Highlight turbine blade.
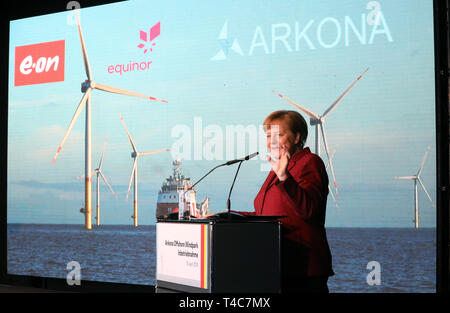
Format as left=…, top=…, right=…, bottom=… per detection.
left=328, top=184, right=340, bottom=210
left=52, top=89, right=91, bottom=164
left=126, top=159, right=137, bottom=200
left=395, top=176, right=416, bottom=180
left=417, top=145, right=431, bottom=176
left=417, top=177, right=435, bottom=208
left=77, top=170, right=96, bottom=180
left=325, top=145, right=338, bottom=170
left=98, top=136, right=108, bottom=169
left=118, top=112, right=138, bottom=153
left=75, top=9, right=93, bottom=81
left=139, top=148, right=170, bottom=156
left=95, top=83, right=168, bottom=103
left=320, top=123, right=339, bottom=197
left=322, top=68, right=369, bottom=120
left=99, top=170, right=118, bottom=200
left=272, top=90, right=320, bottom=120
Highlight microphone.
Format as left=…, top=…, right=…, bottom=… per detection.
left=181, top=152, right=259, bottom=220
left=225, top=152, right=259, bottom=165
left=186, top=152, right=259, bottom=193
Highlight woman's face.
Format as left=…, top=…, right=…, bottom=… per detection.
left=266, top=120, right=300, bottom=159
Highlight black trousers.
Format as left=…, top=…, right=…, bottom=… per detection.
left=282, top=276, right=329, bottom=293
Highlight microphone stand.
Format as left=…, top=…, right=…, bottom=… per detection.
left=181, top=163, right=226, bottom=219
left=186, top=163, right=226, bottom=194
left=181, top=152, right=258, bottom=220
left=226, top=160, right=244, bottom=220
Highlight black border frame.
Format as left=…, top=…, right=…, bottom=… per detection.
left=433, top=0, right=449, bottom=294
left=1, top=0, right=449, bottom=294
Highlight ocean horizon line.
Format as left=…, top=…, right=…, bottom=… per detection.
left=6, top=222, right=437, bottom=230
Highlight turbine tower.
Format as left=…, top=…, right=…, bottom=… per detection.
left=395, top=146, right=435, bottom=228
left=273, top=68, right=369, bottom=197
left=119, top=112, right=170, bottom=227
left=51, top=10, right=167, bottom=230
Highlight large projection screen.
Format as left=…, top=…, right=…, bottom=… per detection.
left=6, top=0, right=440, bottom=292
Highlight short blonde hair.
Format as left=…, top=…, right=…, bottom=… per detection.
left=263, top=110, right=308, bottom=149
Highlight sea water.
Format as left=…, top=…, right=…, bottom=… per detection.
left=7, top=224, right=436, bottom=292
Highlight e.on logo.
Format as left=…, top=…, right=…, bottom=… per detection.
left=14, top=40, right=65, bottom=86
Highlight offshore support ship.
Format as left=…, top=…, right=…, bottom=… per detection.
left=156, top=159, right=209, bottom=219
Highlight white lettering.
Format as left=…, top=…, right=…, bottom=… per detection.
left=66, top=260, right=81, bottom=286
left=366, top=1, right=381, bottom=26
left=226, top=125, right=258, bottom=160
left=35, top=57, right=46, bottom=73
left=317, top=17, right=342, bottom=48
left=271, top=23, right=292, bottom=53
left=19, top=55, right=60, bottom=75
left=171, top=125, right=192, bottom=160
left=203, top=124, right=223, bottom=160
left=295, top=20, right=316, bottom=50
left=170, top=118, right=267, bottom=168
left=368, top=11, right=393, bottom=43
left=193, top=116, right=203, bottom=160
left=66, top=1, right=81, bottom=26
left=19, top=55, right=33, bottom=75
left=212, top=9, right=393, bottom=61
left=345, top=15, right=366, bottom=46
left=45, top=56, right=59, bottom=72
left=366, top=261, right=381, bottom=286
left=179, top=297, right=214, bottom=310
left=248, top=26, right=269, bottom=56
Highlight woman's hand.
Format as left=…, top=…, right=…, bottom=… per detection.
left=267, top=145, right=291, bottom=181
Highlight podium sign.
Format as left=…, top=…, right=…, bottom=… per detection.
left=156, top=222, right=210, bottom=290
left=156, top=219, right=281, bottom=293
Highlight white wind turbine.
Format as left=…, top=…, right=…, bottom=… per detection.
left=273, top=68, right=369, bottom=197
left=119, top=112, right=170, bottom=227
left=395, top=146, right=435, bottom=228
left=51, top=10, right=167, bottom=230
left=93, top=137, right=118, bottom=226
left=78, top=137, right=118, bottom=226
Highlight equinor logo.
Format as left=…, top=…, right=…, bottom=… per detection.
left=211, top=3, right=392, bottom=61
left=107, top=22, right=161, bottom=75
left=138, top=22, right=161, bottom=54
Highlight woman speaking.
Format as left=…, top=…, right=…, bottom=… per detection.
left=255, top=110, right=334, bottom=293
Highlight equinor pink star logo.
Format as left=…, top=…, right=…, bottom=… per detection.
left=138, top=22, right=160, bottom=54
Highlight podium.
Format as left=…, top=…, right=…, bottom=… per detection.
left=155, top=218, right=281, bottom=293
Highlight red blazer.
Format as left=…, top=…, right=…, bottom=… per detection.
left=253, top=147, right=334, bottom=278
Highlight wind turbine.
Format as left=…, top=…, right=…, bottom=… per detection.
left=273, top=68, right=369, bottom=197
left=93, top=137, right=118, bottom=226
left=79, top=137, right=118, bottom=226
left=395, top=146, right=435, bottom=228
left=51, top=10, right=167, bottom=230
left=119, top=112, right=170, bottom=227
